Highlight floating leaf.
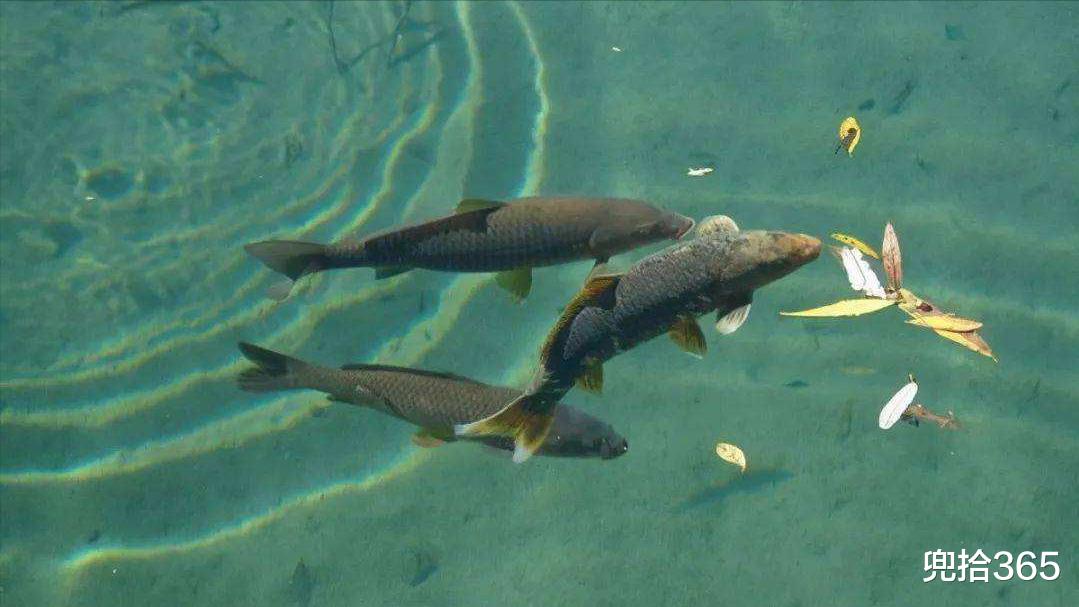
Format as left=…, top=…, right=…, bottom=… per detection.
left=881, top=222, right=902, bottom=291
left=880, top=378, right=918, bottom=430
left=839, top=247, right=886, bottom=298
left=781, top=298, right=896, bottom=317
left=906, top=315, right=983, bottom=332
left=715, top=442, right=747, bottom=472
left=836, top=116, right=861, bottom=156
left=831, top=233, right=880, bottom=259
left=933, top=329, right=997, bottom=361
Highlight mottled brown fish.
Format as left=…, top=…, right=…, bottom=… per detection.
left=245, top=197, right=695, bottom=300
left=236, top=342, right=628, bottom=460
left=457, top=216, right=821, bottom=462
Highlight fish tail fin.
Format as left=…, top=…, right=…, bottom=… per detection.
left=236, top=342, right=309, bottom=392
left=244, top=241, right=331, bottom=300
left=454, top=393, right=555, bottom=464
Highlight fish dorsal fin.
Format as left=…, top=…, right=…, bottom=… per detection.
left=540, top=274, right=621, bottom=362
left=362, top=205, right=501, bottom=254
left=455, top=198, right=505, bottom=214
left=669, top=315, right=707, bottom=358
left=339, top=364, right=485, bottom=385
left=575, top=358, right=604, bottom=393
left=496, top=267, right=532, bottom=301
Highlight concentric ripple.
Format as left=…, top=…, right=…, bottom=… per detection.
left=1, top=2, right=555, bottom=593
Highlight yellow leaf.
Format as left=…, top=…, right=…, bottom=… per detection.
left=837, top=116, right=861, bottom=156
left=830, top=233, right=880, bottom=259
left=780, top=298, right=896, bottom=317
left=933, top=329, right=997, bottom=361
left=715, top=442, right=747, bottom=473
left=906, top=315, right=983, bottom=332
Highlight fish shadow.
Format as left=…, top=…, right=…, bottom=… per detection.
left=673, top=468, right=793, bottom=514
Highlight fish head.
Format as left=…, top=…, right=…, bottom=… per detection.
left=591, top=202, right=695, bottom=257
left=710, top=230, right=821, bottom=294
left=542, top=405, right=629, bottom=460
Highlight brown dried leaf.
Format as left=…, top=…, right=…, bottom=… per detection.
left=882, top=222, right=902, bottom=291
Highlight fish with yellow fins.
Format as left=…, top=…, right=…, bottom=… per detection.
left=781, top=223, right=995, bottom=360
left=245, top=197, right=695, bottom=301
left=236, top=342, right=629, bottom=460
left=456, top=216, right=821, bottom=462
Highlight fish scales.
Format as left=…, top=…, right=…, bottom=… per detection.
left=454, top=221, right=821, bottom=462
left=235, top=342, right=629, bottom=459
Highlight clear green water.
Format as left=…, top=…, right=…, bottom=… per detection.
left=1, top=2, right=1076, bottom=606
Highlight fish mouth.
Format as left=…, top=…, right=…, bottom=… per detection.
left=789, top=233, right=822, bottom=264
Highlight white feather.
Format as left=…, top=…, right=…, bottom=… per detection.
left=840, top=247, right=886, bottom=298
left=879, top=380, right=918, bottom=430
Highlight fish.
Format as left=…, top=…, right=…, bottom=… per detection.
left=235, top=342, right=629, bottom=460
left=456, top=215, right=820, bottom=462
left=245, top=197, right=694, bottom=301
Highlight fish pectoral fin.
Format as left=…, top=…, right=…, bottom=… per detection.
left=374, top=266, right=413, bottom=279
left=575, top=359, right=604, bottom=394
left=495, top=267, right=532, bottom=301
left=455, top=394, right=554, bottom=464
left=411, top=427, right=452, bottom=448
left=669, top=315, right=707, bottom=358
left=455, top=198, right=505, bottom=214
left=715, top=303, right=752, bottom=335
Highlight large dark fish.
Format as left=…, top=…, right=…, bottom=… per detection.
left=236, top=342, right=628, bottom=460
left=245, top=197, right=694, bottom=300
left=456, top=216, right=821, bottom=462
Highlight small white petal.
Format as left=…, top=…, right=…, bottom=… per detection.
left=879, top=380, right=918, bottom=429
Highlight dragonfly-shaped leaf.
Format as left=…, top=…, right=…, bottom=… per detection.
left=781, top=298, right=896, bottom=317
left=882, top=222, right=902, bottom=291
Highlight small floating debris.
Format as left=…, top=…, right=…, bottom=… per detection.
left=687, top=167, right=714, bottom=177
left=879, top=374, right=918, bottom=429
left=880, top=375, right=960, bottom=431
left=715, top=442, right=747, bottom=473
left=835, top=116, right=861, bottom=156
left=781, top=223, right=995, bottom=360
